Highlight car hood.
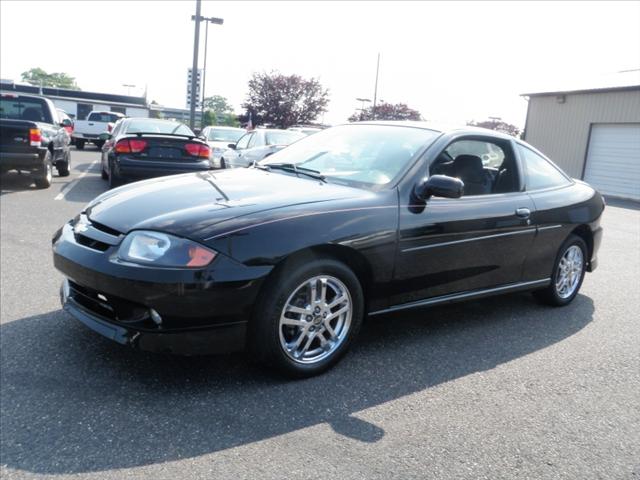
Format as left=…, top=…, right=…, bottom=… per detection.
left=85, top=168, right=364, bottom=241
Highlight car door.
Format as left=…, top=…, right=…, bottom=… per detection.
left=390, top=134, right=537, bottom=307
left=241, top=131, right=266, bottom=166
left=227, top=132, right=252, bottom=167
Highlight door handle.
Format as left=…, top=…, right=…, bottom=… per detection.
left=515, top=208, right=531, bottom=219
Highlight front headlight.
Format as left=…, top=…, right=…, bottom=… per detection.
left=118, top=231, right=217, bottom=268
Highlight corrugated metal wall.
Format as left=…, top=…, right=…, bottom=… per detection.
left=523, top=89, right=640, bottom=178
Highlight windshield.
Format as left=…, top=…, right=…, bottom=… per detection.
left=265, top=130, right=305, bottom=146
left=208, top=128, right=244, bottom=142
left=88, top=112, right=122, bottom=123
left=125, top=119, right=194, bottom=136
left=261, top=124, right=440, bottom=187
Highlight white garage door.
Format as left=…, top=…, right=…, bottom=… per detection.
left=584, top=124, right=640, bottom=200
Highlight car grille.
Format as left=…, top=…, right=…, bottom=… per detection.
left=68, top=280, right=152, bottom=326
left=72, top=214, right=123, bottom=252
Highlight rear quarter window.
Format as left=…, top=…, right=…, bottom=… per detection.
left=518, top=144, right=571, bottom=190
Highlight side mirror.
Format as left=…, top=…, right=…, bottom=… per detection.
left=98, top=132, right=112, bottom=141
left=227, top=143, right=237, bottom=150
left=414, top=175, right=464, bottom=201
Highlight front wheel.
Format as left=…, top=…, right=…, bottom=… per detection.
left=533, top=234, right=587, bottom=306
left=56, top=150, right=70, bottom=177
left=75, top=140, right=85, bottom=150
left=249, top=258, right=364, bottom=377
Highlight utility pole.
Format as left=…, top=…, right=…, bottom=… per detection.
left=189, top=0, right=202, bottom=130
left=372, top=53, right=380, bottom=120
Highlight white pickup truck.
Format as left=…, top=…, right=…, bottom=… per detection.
left=72, top=111, right=125, bottom=150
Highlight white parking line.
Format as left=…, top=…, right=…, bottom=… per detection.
left=54, top=159, right=99, bottom=201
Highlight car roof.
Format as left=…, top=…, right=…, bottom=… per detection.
left=0, top=90, right=47, bottom=100
left=208, top=126, right=244, bottom=130
left=348, top=120, right=517, bottom=141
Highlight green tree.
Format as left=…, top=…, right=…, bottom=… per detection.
left=242, top=71, right=329, bottom=128
left=348, top=102, right=422, bottom=122
left=20, top=67, right=80, bottom=90
left=202, top=95, right=239, bottom=127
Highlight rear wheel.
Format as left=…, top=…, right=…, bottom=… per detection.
left=75, top=140, right=85, bottom=150
left=248, top=258, right=363, bottom=377
left=108, top=160, right=122, bottom=189
left=94, top=140, right=104, bottom=150
left=533, top=234, right=587, bottom=306
left=34, top=151, right=53, bottom=189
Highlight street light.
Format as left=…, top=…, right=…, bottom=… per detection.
left=190, top=8, right=224, bottom=129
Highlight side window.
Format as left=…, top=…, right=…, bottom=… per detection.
left=248, top=132, right=262, bottom=148
left=517, top=144, right=571, bottom=190
left=236, top=133, right=252, bottom=150
left=429, top=138, right=519, bottom=196
left=111, top=120, right=123, bottom=137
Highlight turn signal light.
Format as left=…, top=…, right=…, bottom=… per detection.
left=184, top=143, right=211, bottom=158
left=29, top=128, right=42, bottom=146
left=115, top=139, right=147, bottom=153
left=187, top=246, right=217, bottom=267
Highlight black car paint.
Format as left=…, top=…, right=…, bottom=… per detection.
left=100, top=119, right=213, bottom=185
left=0, top=93, right=70, bottom=174
left=53, top=124, right=604, bottom=355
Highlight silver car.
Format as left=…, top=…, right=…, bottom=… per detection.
left=221, top=129, right=305, bottom=168
left=200, top=126, right=246, bottom=169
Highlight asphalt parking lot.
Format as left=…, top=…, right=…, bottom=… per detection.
left=1, top=148, right=639, bottom=480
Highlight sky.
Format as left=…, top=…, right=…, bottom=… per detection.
left=1, top=0, right=639, bottom=127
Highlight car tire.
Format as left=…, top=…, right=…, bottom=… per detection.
left=101, top=164, right=108, bottom=180
left=56, top=151, right=71, bottom=177
left=95, top=141, right=104, bottom=150
left=533, top=234, right=588, bottom=306
left=75, top=140, right=85, bottom=150
left=248, top=257, right=364, bottom=378
left=108, top=160, right=122, bottom=189
left=34, top=151, right=53, bottom=189
left=220, top=157, right=226, bottom=169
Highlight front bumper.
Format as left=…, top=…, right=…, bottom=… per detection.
left=61, top=279, right=247, bottom=354
left=53, top=220, right=272, bottom=355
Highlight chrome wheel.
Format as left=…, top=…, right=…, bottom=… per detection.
left=555, top=245, right=584, bottom=299
left=279, top=275, right=352, bottom=364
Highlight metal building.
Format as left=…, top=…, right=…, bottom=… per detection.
left=522, top=84, right=640, bottom=201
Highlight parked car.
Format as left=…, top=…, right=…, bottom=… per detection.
left=200, top=125, right=245, bottom=168
left=221, top=128, right=304, bottom=168
left=53, top=122, right=604, bottom=377
left=0, top=91, right=71, bottom=188
left=57, top=109, right=74, bottom=137
left=99, top=117, right=213, bottom=188
left=73, top=110, right=124, bottom=150
left=288, top=126, right=322, bottom=135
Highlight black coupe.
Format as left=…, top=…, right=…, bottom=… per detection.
left=99, top=118, right=213, bottom=188
left=53, top=122, right=604, bottom=377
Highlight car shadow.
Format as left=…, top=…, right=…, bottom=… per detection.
left=0, top=292, right=594, bottom=474
left=0, top=171, right=40, bottom=194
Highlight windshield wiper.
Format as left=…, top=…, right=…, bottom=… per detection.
left=256, top=163, right=327, bottom=182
